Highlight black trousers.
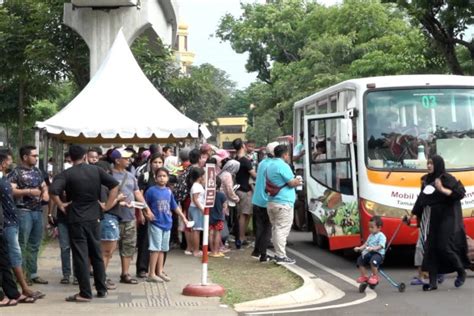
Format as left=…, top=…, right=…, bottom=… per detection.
left=136, top=221, right=149, bottom=274
left=0, top=235, right=20, bottom=300
left=69, top=220, right=107, bottom=299
left=253, top=205, right=272, bottom=257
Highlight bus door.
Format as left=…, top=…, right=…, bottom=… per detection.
left=304, top=112, right=360, bottom=250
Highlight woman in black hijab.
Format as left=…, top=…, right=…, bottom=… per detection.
left=412, top=155, right=470, bottom=291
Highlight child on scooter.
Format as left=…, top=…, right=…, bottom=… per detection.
left=354, top=216, right=387, bottom=286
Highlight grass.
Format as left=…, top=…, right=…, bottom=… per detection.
left=208, top=247, right=303, bottom=306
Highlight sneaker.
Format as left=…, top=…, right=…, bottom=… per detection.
left=357, top=276, right=369, bottom=283
left=274, top=256, right=296, bottom=265
left=73, top=278, right=79, bottom=285
left=368, top=275, right=379, bottom=286
left=184, top=250, right=193, bottom=255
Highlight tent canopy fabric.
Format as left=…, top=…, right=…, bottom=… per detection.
left=36, top=29, right=205, bottom=143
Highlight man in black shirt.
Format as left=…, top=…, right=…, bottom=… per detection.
left=50, top=145, right=119, bottom=302
left=232, top=138, right=256, bottom=249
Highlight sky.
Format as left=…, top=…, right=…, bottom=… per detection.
left=176, top=0, right=340, bottom=89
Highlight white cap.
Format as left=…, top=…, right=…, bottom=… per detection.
left=266, top=142, right=279, bottom=156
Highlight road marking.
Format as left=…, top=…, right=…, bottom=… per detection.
left=243, top=247, right=377, bottom=315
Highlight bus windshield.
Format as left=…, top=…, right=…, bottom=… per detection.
left=365, top=87, right=474, bottom=170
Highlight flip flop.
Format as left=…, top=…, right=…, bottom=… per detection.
left=18, top=295, right=36, bottom=304
left=0, top=299, right=18, bottom=307
left=65, top=294, right=91, bottom=303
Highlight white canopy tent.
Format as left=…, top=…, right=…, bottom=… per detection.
left=36, top=29, right=209, bottom=144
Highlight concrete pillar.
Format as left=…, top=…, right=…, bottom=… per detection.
left=64, top=0, right=178, bottom=77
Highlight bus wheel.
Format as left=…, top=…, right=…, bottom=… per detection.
left=313, top=230, right=328, bottom=249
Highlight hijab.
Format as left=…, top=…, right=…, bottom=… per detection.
left=219, top=159, right=240, bottom=176
left=425, top=154, right=446, bottom=184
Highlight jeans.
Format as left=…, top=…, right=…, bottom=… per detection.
left=18, top=209, right=44, bottom=279
left=0, top=235, right=21, bottom=300
left=58, top=222, right=72, bottom=278
left=3, top=225, right=22, bottom=268
left=69, top=220, right=107, bottom=299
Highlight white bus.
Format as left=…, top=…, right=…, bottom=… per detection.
left=293, top=75, right=474, bottom=250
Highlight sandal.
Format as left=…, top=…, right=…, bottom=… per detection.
left=31, top=291, right=46, bottom=299
left=0, top=298, right=17, bottom=307
left=65, top=293, right=91, bottom=302
left=106, top=279, right=117, bottom=290
left=60, top=277, right=70, bottom=284
left=17, top=295, right=36, bottom=304
left=136, top=271, right=147, bottom=278
left=120, top=274, right=138, bottom=284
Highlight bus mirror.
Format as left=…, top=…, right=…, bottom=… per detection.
left=340, top=119, right=353, bottom=144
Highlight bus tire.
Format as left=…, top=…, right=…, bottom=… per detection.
left=313, top=230, right=328, bottom=249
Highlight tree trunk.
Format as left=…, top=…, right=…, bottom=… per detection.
left=440, top=41, right=464, bottom=75
left=18, top=82, right=25, bottom=147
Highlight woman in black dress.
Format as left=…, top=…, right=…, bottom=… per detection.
left=412, top=155, right=470, bottom=291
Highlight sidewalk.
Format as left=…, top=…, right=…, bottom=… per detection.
left=3, top=242, right=236, bottom=316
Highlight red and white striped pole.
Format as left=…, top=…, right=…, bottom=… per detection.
left=201, top=207, right=210, bottom=285
left=183, top=164, right=224, bottom=297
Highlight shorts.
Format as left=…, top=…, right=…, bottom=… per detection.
left=188, top=206, right=204, bottom=231
left=236, top=191, right=253, bottom=215
left=101, top=213, right=120, bottom=241
left=118, top=220, right=137, bottom=257
left=4, top=225, right=22, bottom=268
left=210, top=220, right=224, bottom=231
left=148, top=224, right=170, bottom=252
left=356, top=252, right=383, bottom=268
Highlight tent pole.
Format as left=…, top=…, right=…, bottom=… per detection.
left=34, top=129, right=40, bottom=168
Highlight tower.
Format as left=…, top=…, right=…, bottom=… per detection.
left=174, top=20, right=195, bottom=74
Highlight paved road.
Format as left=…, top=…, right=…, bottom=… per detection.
left=249, top=231, right=474, bottom=316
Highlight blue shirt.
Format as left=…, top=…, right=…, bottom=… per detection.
left=252, top=158, right=272, bottom=208
left=363, top=231, right=387, bottom=257
left=145, top=186, right=178, bottom=231
left=210, top=191, right=226, bottom=225
left=266, top=158, right=296, bottom=206
left=0, top=178, right=18, bottom=227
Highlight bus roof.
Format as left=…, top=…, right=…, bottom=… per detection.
left=293, top=74, right=474, bottom=109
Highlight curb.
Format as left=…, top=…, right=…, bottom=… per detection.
left=233, top=258, right=344, bottom=313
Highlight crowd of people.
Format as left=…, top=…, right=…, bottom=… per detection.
left=0, top=138, right=303, bottom=304
left=1, top=138, right=467, bottom=307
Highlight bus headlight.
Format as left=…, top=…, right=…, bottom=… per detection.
left=362, top=199, right=410, bottom=218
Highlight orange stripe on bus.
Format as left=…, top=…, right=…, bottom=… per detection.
left=367, top=170, right=474, bottom=187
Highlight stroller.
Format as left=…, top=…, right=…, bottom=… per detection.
left=359, top=216, right=408, bottom=293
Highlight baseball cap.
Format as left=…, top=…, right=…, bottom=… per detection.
left=266, top=142, right=279, bottom=156
left=110, top=148, right=133, bottom=160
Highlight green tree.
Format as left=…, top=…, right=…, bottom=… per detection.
left=384, top=0, right=474, bottom=75
left=246, top=108, right=283, bottom=146
left=0, top=0, right=88, bottom=147
left=218, top=0, right=446, bottom=132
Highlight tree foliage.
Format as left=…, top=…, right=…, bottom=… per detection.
left=246, top=108, right=282, bottom=147
left=0, top=0, right=88, bottom=147
left=384, top=0, right=474, bottom=75
left=217, top=0, right=449, bottom=133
